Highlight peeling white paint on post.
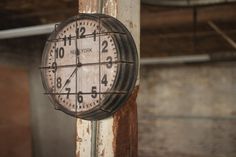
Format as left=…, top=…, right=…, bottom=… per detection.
left=97, top=118, right=114, bottom=157
left=116, top=0, right=140, bottom=84
left=78, top=0, right=99, bottom=14
left=76, top=1, right=99, bottom=157
left=97, top=1, right=140, bottom=157
left=96, top=1, right=117, bottom=157
left=76, top=119, right=92, bottom=157
left=77, top=0, right=140, bottom=156
left=102, top=0, right=118, bottom=17
left=102, top=0, right=140, bottom=84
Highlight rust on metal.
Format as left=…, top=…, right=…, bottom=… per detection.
left=112, top=86, right=139, bottom=157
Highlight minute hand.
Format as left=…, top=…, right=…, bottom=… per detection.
left=59, top=44, right=81, bottom=92
left=59, top=66, right=78, bottom=93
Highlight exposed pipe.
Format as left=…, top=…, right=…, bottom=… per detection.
left=1, top=23, right=236, bottom=65
left=142, top=0, right=236, bottom=7
left=208, top=21, right=236, bottom=50
left=0, top=23, right=57, bottom=39
left=141, top=55, right=210, bottom=65
left=142, top=51, right=236, bottom=65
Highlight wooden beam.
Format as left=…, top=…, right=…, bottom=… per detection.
left=142, top=4, right=236, bottom=29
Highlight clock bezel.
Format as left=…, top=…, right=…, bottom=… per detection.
left=41, top=14, right=138, bottom=120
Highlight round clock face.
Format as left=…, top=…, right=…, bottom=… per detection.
left=41, top=14, right=138, bottom=120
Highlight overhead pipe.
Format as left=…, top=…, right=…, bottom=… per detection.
left=0, top=23, right=57, bottom=39
left=142, top=0, right=236, bottom=7
left=141, top=52, right=236, bottom=65
left=208, top=21, right=236, bottom=50
left=0, top=23, right=236, bottom=64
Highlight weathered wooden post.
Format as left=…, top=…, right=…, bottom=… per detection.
left=76, top=0, right=140, bottom=157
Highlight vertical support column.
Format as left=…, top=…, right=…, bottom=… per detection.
left=76, top=0, right=140, bottom=157
left=76, top=2, right=100, bottom=157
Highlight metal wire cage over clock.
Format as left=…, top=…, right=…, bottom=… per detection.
left=40, top=14, right=138, bottom=120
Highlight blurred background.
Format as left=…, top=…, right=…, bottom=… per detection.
left=0, top=0, right=236, bottom=157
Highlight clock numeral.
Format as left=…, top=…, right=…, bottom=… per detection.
left=106, top=56, right=112, bottom=68
left=92, top=30, right=96, bottom=41
left=57, top=77, right=62, bottom=88
left=101, top=74, right=108, bottom=86
left=63, top=35, right=72, bottom=46
left=55, top=47, right=64, bottom=58
left=77, top=92, right=83, bottom=103
left=102, top=40, right=108, bottom=53
left=76, top=27, right=86, bottom=38
left=51, top=62, right=57, bottom=73
left=91, top=86, right=97, bottom=98
left=65, top=88, right=71, bottom=99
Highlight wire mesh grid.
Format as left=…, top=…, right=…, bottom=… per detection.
left=39, top=14, right=133, bottom=116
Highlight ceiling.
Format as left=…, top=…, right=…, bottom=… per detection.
left=1, top=0, right=236, bottom=57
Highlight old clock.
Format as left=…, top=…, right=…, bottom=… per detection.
left=40, top=14, right=138, bottom=120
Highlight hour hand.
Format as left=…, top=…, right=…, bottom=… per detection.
left=76, top=48, right=80, bottom=62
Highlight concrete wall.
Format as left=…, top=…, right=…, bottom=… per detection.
left=0, top=38, right=76, bottom=157
left=137, top=62, right=236, bottom=157
left=29, top=54, right=76, bottom=157
left=0, top=65, right=32, bottom=157
left=0, top=39, right=32, bottom=157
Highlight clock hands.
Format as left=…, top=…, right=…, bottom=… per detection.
left=43, top=59, right=132, bottom=94
left=58, top=66, right=77, bottom=93
left=58, top=60, right=82, bottom=93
